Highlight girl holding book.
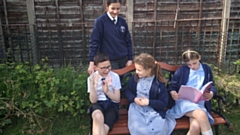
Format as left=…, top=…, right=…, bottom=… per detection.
left=167, top=50, right=217, bottom=135
left=125, top=53, right=176, bottom=135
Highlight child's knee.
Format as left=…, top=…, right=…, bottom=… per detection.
left=190, top=120, right=201, bottom=133
left=92, top=110, right=104, bottom=121
left=195, top=109, right=208, bottom=118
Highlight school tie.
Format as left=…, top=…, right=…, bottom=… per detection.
left=102, top=78, right=111, bottom=100
left=113, top=18, right=116, bottom=24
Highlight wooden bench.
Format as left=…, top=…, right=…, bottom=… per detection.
left=108, top=62, right=230, bottom=135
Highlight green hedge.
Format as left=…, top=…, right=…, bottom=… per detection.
left=0, top=59, right=89, bottom=133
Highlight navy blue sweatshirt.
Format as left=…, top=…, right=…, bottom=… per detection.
left=125, top=74, right=169, bottom=118
left=89, top=13, right=133, bottom=61
left=168, top=63, right=217, bottom=112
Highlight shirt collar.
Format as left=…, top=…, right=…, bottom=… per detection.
left=107, top=12, right=118, bottom=22
left=198, top=63, right=204, bottom=71
left=190, top=63, right=204, bottom=73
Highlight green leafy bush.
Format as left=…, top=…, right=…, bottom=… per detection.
left=210, top=60, right=240, bottom=111
left=0, top=59, right=89, bottom=134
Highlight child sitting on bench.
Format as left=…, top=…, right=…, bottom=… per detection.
left=88, top=53, right=121, bottom=135
left=125, top=53, right=176, bottom=135
left=167, top=50, right=217, bottom=135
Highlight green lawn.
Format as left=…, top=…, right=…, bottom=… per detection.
left=2, top=114, right=90, bottom=135
left=2, top=106, right=239, bottom=135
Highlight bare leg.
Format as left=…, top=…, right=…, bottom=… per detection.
left=104, top=124, right=110, bottom=134
left=185, top=109, right=211, bottom=132
left=187, top=118, right=201, bottom=135
left=92, top=110, right=108, bottom=135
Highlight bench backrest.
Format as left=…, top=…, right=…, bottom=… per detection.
left=112, top=62, right=179, bottom=75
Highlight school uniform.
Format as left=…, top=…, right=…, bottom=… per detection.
left=125, top=75, right=176, bottom=135
left=167, top=63, right=217, bottom=124
left=89, top=12, right=133, bottom=69
left=87, top=71, right=121, bottom=128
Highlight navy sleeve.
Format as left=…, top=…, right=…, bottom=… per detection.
left=124, top=22, right=133, bottom=60
left=148, top=83, right=168, bottom=111
left=125, top=75, right=137, bottom=103
left=89, top=19, right=103, bottom=61
left=208, top=66, right=217, bottom=96
left=169, top=68, right=181, bottom=92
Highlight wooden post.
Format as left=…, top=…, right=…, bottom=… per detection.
left=197, top=0, right=203, bottom=47
left=0, top=0, right=6, bottom=61
left=103, top=0, right=105, bottom=13
left=153, top=0, right=157, bottom=57
left=55, top=0, right=63, bottom=66
left=126, top=0, right=133, bottom=38
left=3, top=0, right=14, bottom=61
left=79, top=0, right=87, bottom=62
left=219, top=0, right=231, bottom=66
left=174, top=0, right=180, bottom=64
left=197, top=0, right=202, bottom=33
left=26, top=0, right=37, bottom=63
left=126, top=0, right=134, bottom=54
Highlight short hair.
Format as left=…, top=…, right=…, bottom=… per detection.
left=93, top=53, right=110, bottom=66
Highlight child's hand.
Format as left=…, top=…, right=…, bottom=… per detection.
left=170, top=91, right=180, bottom=100
left=134, top=97, right=149, bottom=106
left=134, top=97, right=142, bottom=105
left=203, top=91, right=213, bottom=100
left=102, top=80, right=108, bottom=93
left=140, top=97, right=149, bottom=106
left=125, top=60, right=132, bottom=67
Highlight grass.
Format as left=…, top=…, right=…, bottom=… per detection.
left=2, top=113, right=90, bottom=135
left=1, top=105, right=239, bottom=135
left=218, top=106, right=240, bottom=135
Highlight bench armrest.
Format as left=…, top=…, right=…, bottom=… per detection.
left=213, top=95, right=226, bottom=104
left=212, top=95, right=226, bottom=114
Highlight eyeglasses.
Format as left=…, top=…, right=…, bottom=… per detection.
left=97, top=65, right=111, bottom=71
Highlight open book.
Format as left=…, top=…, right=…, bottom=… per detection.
left=178, top=81, right=213, bottom=103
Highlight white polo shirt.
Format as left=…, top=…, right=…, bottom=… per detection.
left=87, top=71, right=121, bottom=102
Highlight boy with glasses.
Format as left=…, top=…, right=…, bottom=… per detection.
left=88, top=53, right=121, bottom=135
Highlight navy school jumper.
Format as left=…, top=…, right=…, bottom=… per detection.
left=89, top=13, right=133, bottom=61
left=125, top=74, right=169, bottom=118
left=168, top=62, right=217, bottom=113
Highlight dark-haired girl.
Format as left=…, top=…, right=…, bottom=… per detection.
left=88, top=0, right=133, bottom=75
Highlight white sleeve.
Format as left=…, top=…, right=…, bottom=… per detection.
left=113, top=73, right=122, bottom=90
left=87, top=77, right=90, bottom=93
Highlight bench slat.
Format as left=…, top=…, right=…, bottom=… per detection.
left=112, top=64, right=135, bottom=75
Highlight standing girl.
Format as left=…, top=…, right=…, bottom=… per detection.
left=88, top=0, right=133, bottom=75
left=125, top=53, right=176, bottom=135
left=167, top=50, right=217, bottom=135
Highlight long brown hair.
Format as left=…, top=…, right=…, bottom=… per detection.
left=134, top=53, right=166, bottom=83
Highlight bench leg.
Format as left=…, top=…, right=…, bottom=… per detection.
left=214, top=125, right=219, bottom=135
